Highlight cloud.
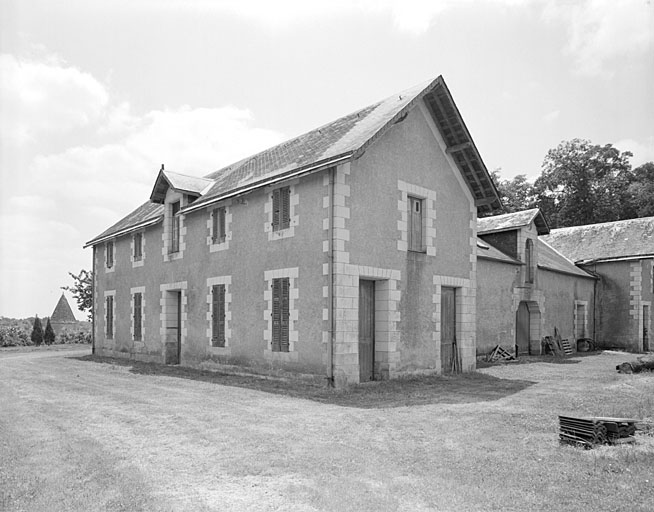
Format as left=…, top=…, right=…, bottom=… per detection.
left=543, top=110, right=560, bottom=123
left=615, top=137, right=654, bottom=167
left=543, top=0, right=654, bottom=76
left=0, top=53, right=109, bottom=145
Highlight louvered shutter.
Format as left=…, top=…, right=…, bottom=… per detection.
left=280, top=278, right=290, bottom=352
left=212, top=285, right=226, bottom=347
left=281, top=187, right=290, bottom=230
left=218, top=208, right=226, bottom=242
left=106, top=296, right=113, bottom=337
left=271, top=279, right=281, bottom=351
left=272, top=189, right=281, bottom=231
left=212, top=208, right=219, bottom=243
left=134, top=293, right=142, bottom=340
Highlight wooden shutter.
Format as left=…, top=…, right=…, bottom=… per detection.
left=281, top=187, right=290, bottom=230
left=171, top=201, right=180, bottom=253
left=272, top=189, right=281, bottom=231
left=212, top=285, right=226, bottom=347
left=134, top=293, right=142, bottom=340
left=212, top=208, right=218, bottom=243
left=106, top=242, right=114, bottom=267
left=218, top=208, right=226, bottom=242
left=408, top=197, right=423, bottom=252
left=280, top=278, right=290, bottom=352
left=106, top=296, right=113, bottom=337
left=271, top=279, right=281, bottom=351
left=134, top=233, right=142, bottom=260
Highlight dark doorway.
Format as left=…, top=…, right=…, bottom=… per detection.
left=358, top=280, right=375, bottom=382
left=516, top=301, right=530, bottom=355
left=441, top=287, right=456, bottom=373
left=164, top=290, right=182, bottom=365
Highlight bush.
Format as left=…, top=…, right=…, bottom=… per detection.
left=0, top=326, right=31, bottom=347
left=58, top=331, right=92, bottom=344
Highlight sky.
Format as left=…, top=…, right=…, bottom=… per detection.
left=1, top=0, right=653, bottom=320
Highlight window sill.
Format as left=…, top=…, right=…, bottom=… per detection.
left=264, top=349, right=298, bottom=362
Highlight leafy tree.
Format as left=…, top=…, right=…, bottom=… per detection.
left=534, top=139, right=634, bottom=228
left=31, top=316, right=44, bottom=346
left=62, top=270, right=93, bottom=320
left=628, top=162, right=654, bottom=217
left=490, top=170, right=537, bottom=213
left=44, top=318, right=56, bottom=345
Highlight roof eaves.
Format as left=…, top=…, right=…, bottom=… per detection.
left=537, top=264, right=597, bottom=280
left=578, top=253, right=654, bottom=265
left=478, top=253, right=523, bottom=265
left=83, top=215, right=163, bottom=248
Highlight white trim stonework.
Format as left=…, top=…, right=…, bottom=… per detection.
left=397, top=180, right=437, bottom=256
left=263, top=267, right=299, bottom=361
left=206, top=276, right=232, bottom=354
left=629, top=261, right=642, bottom=320
left=130, top=286, right=146, bottom=347
left=264, top=180, right=299, bottom=241
left=159, top=281, right=188, bottom=352
left=574, top=300, right=589, bottom=340
left=206, top=201, right=233, bottom=252
left=162, top=190, right=186, bottom=262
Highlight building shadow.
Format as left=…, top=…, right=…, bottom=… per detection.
left=71, top=354, right=536, bottom=409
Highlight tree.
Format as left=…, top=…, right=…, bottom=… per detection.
left=490, top=170, right=537, bottom=213
left=534, top=139, right=634, bottom=228
left=62, top=270, right=93, bottom=320
left=31, top=316, right=44, bottom=346
left=628, top=162, right=654, bottom=217
left=44, top=318, right=56, bottom=345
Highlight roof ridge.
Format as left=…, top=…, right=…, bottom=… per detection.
left=550, top=216, right=654, bottom=233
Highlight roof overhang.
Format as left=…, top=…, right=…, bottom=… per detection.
left=150, top=169, right=213, bottom=204
left=83, top=215, right=162, bottom=248
left=537, top=264, right=597, bottom=279
left=577, top=253, right=654, bottom=265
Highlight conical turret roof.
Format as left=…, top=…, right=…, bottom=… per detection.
left=51, top=293, right=77, bottom=323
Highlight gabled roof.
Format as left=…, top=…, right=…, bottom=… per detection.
left=541, top=216, right=654, bottom=263
left=477, top=208, right=549, bottom=235
left=85, top=76, right=502, bottom=247
left=537, top=239, right=595, bottom=279
left=84, top=202, right=163, bottom=247
left=476, top=238, right=522, bottom=264
left=150, top=169, right=214, bottom=204
left=50, top=293, right=77, bottom=323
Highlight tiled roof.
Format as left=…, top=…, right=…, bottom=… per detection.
left=86, top=76, right=502, bottom=246
left=150, top=170, right=214, bottom=204
left=86, top=202, right=163, bottom=246
left=537, top=239, right=595, bottom=278
left=476, top=238, right=521, bottom=264
left=478, top=208, right=549, bottom=235
left=541, top=217, right=654, bottom=263
left=50, top=293, right=77, bottom=323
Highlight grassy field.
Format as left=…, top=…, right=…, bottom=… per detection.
left=1, top=348, right=652, bottom=511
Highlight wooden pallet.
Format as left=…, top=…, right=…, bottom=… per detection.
left=560, top=338, right=574, bottom=355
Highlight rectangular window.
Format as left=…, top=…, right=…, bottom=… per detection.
left=133, top=292, right=142, bottom=341
left=170, top=201, right=180, bottom=253
left=106, top=295, right=114, bottom=338
left=408, top=196, right=424, bottom=252
left=106, top=241, right=114, bottom=268
left=211, top=284, right=226, bottom=347
left=271, top=277, right=290, bottom=352
left=133, top=232, right=143, bottom=261
left=212, top=207, right=226, bottom=244
left=272, top=187, right=290, bottom=232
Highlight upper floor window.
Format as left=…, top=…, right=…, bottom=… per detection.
left=133, top=232, right=143, bottom=261
left=272, top=186, right=290, bottom=232
left=525, top=238, right=534, bottom=283
left=408, top=196, right=425, bottom=252
left=212, top=207, right=226, bottom=244
left=105, top=241, right=114, bottom=269
left=170, top=201, right=180, bottom=253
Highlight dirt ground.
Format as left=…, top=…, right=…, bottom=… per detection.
left=1, top=347, right=653, bottom=511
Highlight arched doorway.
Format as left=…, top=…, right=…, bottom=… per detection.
left=516, top=301, right=541, bottom=355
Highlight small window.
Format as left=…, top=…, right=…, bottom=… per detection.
left=408, top=196, right=424, bottom=252
left=133, top=233, right=143, bottom=261
left=106, top=295, right=114, bottom=338
left=133, top=292, right=142, bottom=341
left=271, top=277, right=290, bottom=352
left=211, top=284, right=226, bottom=347
left=212, top=207, right=226, bottom=244
left=106, top=241, right=114, bottom=268
left=272, top=187, right=291, bottom=232
left=170, top=201, right=180, bottom=253
left=525, top=238, right=534, bottom=284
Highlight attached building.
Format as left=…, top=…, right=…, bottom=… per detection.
left=85, top=76, right=502, bottom=385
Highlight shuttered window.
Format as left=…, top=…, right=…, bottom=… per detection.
left=271, top=277, right=290, bottom=352
left=408, top=196, right=424, bottom=252
left=133, top=233, right=143, bottom=261
left=170, top=201, right=180, bottom=253
left=272, top=187, right=291, bottom=231
left=133, top=292, right=142, bottom=341
left=106, top=296, right=114, bottom=338
left=106, top=241, right=114, bottom=268
left=525, top=238, right=534, bottom=283
left=212, top=207, right=226, bottom=243
left=211, top=284, right=226, bottom=347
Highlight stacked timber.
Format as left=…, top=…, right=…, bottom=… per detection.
left=559, top=416, right=638, bottom=447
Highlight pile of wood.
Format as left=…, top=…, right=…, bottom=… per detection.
left=616, top=355, right=654, bottom=374
left=542, top=327, right=572, bottom=356
left=559, top=415, right=638, bottom=448
left=487, top=345, right=516, bottom=362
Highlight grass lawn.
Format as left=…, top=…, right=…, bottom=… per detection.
left=1, top=347, right=652, bottom=511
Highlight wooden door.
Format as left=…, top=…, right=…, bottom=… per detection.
left=575, top=304, right=586, bottom=339
left=359, top=280, right=375, bottom=382
left=175, top=291, right=182, bottom=364
left=644, top=305, right=650, bottom=352
left=441, top=287, right=456, bottom=373
left=516, top=301, right=530, bottom=355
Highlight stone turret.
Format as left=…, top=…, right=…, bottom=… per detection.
left=50, top=293, right=78, bottom=335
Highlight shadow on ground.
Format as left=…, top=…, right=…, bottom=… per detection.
left=72, top=355, right=535, bottom=408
